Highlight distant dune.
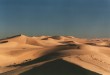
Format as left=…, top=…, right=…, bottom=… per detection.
left=0, top=34, right=110, bottom=75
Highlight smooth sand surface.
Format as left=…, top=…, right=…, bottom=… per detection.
left=0, top=34, right=110, bottom=75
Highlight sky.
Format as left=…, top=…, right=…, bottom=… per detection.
left=0, top=0, right=110, bottom=38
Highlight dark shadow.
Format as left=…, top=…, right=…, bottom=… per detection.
left=41, top=36, right=61, bottom=40
left=85, top=43, right=96, bottom=46
left=0, top=34, right=22, bottom=40
left=10, top=51, right=62, bottom=67
left=0, top=41, right=8, bottom=43
left=20, top=59, right=101, bottom=75
left=50, top=36, right=61, bottom=40
left=9, top=44, right=80, bottom=67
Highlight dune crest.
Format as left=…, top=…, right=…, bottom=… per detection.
left=0, top=35, right=110, bottom=75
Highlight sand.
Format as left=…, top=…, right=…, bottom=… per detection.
left=0, top=34, right=110, bottom=75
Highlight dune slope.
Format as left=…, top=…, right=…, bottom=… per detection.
left=0, top=34, right=110, bottom=75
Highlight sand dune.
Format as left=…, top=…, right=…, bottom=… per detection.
left=0, top=34, right=110, bottom=75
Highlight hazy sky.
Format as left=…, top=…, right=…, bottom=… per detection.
left=0, top=0, right=110, bottom=38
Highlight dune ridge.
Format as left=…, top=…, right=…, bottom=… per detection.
left=0, top=34, right=110, bottom=75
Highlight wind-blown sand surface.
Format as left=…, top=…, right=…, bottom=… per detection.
left=0, top=34, right=110, bottom=75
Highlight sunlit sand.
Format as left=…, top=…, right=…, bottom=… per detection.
left=0, top=34, right=110, bottom=75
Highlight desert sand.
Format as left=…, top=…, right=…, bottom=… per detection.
left=0, top=34, right=110, bottom=75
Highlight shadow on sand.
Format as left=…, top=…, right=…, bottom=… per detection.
left=20, top=59, right=101, bottom=75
